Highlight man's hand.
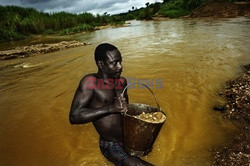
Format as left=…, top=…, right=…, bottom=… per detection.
left=111, top=95, right=128, bottom=114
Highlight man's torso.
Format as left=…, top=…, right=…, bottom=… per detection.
left=88, top=74, right=126, bottom=142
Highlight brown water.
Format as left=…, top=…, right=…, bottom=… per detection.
left=0, top=18, right=249, bottom=166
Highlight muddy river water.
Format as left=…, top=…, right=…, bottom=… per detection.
left=0, top=18, right=249, bottom=165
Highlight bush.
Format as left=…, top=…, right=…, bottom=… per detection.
left=160, top=9, right=190, bottom=18
left=158, top=0, right=192, bottom=18
left=59, top=24, right=94, bottom=35
left=0, top=28, right=26, bottom=42
left=0, top=6, right=122, bottom=42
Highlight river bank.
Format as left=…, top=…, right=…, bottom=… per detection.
left=190, top=1, right=250, bottom=18
left=213, top=64, right=250, bottom=165
left=0, top=22, right=131, bottom=60
left=0, top=40, right=90, bottom=60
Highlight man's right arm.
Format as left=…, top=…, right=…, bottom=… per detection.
left=69, top=76, right=122, bottom=124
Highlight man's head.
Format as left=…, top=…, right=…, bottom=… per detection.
left=94, top=43, right=123, bottom=79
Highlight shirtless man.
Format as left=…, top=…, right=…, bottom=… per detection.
left=69, top=43, right=153, bottom=166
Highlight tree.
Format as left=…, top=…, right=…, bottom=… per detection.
left=153, top=3, right=161, bottom=14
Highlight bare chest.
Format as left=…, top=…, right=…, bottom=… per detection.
left=89, top=88, right=123, bottom=108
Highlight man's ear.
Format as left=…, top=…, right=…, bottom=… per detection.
left=97, top=60, right=104, bottom=69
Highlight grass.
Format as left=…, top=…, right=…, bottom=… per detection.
left=59, top=24, right=94, bottom=35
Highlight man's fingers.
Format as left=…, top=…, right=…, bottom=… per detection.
left=113, top=96, right=127, bottom=113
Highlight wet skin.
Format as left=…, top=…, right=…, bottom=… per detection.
left=69, top=49, right=153, bottom=166
left=69, top=49, right=127, bottom=142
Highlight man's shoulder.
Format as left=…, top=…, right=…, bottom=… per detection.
left=119, top=76, right=127, bottom=85
left=79, top=73, right=98, bottom=89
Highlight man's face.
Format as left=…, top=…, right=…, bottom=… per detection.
left=102, top=49, right=123, bottom=79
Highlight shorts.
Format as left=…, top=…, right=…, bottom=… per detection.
left=99, top=138, right=129, bottom=166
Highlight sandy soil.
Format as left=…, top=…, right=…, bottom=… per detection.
left=0, top=41, right=90, bottom=60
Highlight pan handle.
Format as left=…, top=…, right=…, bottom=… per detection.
left=121, top=82, right=160, bottom=110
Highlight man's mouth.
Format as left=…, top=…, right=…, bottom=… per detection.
left=114, top=72, right=121, bottom=78
left=116, top=71, right=122, bottom=75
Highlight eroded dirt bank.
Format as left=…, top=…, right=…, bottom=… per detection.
left=190, top=1, right=250, bottom=18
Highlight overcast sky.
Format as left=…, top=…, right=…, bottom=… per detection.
left=0, top=0, right=163, bottom=15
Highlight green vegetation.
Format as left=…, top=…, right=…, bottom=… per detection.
left=59, top=24, right=94, bottom=35
left=0, top=6, right=124, bottom=42
left=115, top=0, right=207, bottom=19
left=116, top=0, right=245, bottom=19
left=158, top=0, right=190, bottom=18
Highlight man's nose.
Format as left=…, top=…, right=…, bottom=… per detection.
left=117, top=62, right=122, bottom=70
